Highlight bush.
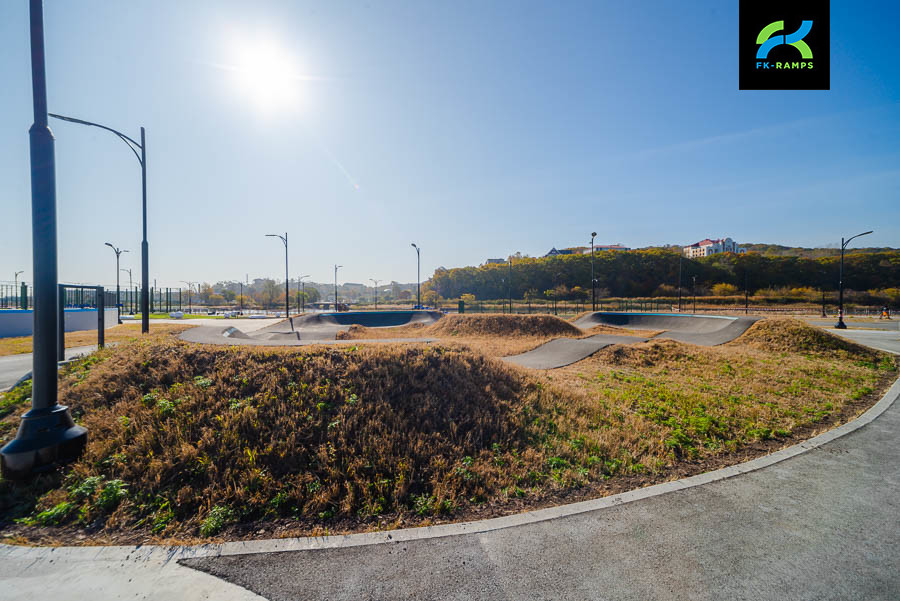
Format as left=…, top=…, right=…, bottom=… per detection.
left=711, top=283, right=739, bottom=296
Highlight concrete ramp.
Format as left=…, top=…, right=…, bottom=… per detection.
left=503, top=334, right=649, bottom=370
left=575, top=312, right=759, bottom=346
left=181, top=311, right=443, bottom=345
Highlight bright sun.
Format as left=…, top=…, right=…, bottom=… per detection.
left=227, top=36, right=303, bottom=111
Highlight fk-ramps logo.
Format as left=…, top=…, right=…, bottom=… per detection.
left=740, top=0, right=829, bottom=90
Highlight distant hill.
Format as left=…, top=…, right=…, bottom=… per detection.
left=740, top=244, right=898, bottom=258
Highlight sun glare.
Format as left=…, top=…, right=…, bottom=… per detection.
left=227, top=36, right=303, bottom=111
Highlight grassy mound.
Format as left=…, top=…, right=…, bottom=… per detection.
left=1, top=337, right=582, bottom=541
left=733, top=318, right=880, bottom=357
left=426, top=314, right=581, bottom=338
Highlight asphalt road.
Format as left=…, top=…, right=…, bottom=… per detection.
left=0, top=345, right=97, bottom=391
left=826, top=328, right=900, bottom=354
left=183, top=381, right=900, bottom=601
left=804, top=318, right=899, bottom=331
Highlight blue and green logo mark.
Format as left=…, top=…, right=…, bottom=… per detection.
left=740, top=1, right=829, bottom=90
left=756, top=20, right=813, bottom=59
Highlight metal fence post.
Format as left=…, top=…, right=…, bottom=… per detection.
left=97, top=286, right=105, bottom=348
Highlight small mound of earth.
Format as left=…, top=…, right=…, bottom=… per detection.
left=427, top=314, right=581, bottom=338
left=732, top=318, right=877, bottom=357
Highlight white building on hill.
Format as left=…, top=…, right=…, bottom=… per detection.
left=683, top=237, right=745, bottom=258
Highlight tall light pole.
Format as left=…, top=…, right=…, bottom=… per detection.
left=181, top=281, right=196, bottom=315
left=370, top=278, right=380, bottom=310
left=105, top=243, right=128, bottom=323
left=238, top=280, right=244, bottom=314
left=835, top=230, right=873, bottom=329
left=298, top=275, right=310, bottom=313
left=14, top=271, right=24, bottom=309
left=411, top=243, right=421, bottom=308
left=334, top=265, right=343, bottom=311
left=508, top=257, right=513, bottom=314
left=266, top=233, right=291, bottom=328
left=677, top=254, right=683, bottom=312
left=692, top=275, right=697, bottom=314
left=2, top=0, right=87, bottom=479
left=49, top=114, right=148, bottom=334
left=121, top=268, right=133, bottom=313
left=590, top=232, right=596, bottom=311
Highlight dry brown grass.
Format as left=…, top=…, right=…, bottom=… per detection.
left=338, top=314, right=581, bottom=341
left=732, top=318, right=879, bottom=357
left=1, top=319, right=896, bottom=545
left=0, top=323, right=192, bottom=357
left=428, top=314, right=582, bottom=338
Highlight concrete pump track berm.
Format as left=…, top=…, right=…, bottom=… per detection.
left=179, top=311, right=761, bottom=371
left=180, top=310, right=443, bottom=345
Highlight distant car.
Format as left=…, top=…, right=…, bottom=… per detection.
left=169, top=311, right=184, bottom=319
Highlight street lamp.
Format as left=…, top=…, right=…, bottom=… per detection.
left=835, top=230, right=873, bottom=329
left=411, top=243, right=421, bottom=309
left=121, top=268, right=133, bottom=313
left=49, top=112, right=148, bottom=334
left=238, top=280, right=244, bottom=314
left=266, top=233, right=291, bottom=328
left=677, top=254, right=683, bottom=312
left=370, top=278, right=380, bottom=310
left=2, top=0, right=87, bottom=479
left=692, top=275, right=697, bottom=314
left=181, top=281, right=196, bottom=315
left=334, top=265, right=343, bottom=311
left=14, top=271, right=24, bottom=309
left=298, top=275, right=310, bottom=313
left=590, top=232, right=597, bottom=311
left=105, top=243, right=128, bottom=323
left=508, top=257, right=513, bottom=314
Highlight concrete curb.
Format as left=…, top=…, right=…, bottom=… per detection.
left=2, top=373, right=898, bottom=565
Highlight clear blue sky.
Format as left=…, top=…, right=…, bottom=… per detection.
left=1, top=1, right=898, bottom=289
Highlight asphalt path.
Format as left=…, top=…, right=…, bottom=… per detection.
left=503, top=334, right=648, bottom=369
left=0, top=345, right=97, bottom=391
left=826, top=328, right=900, bottom=354
left=804, top=318, right=899, bottom=331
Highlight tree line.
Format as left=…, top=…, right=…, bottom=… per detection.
left=426, top=249, right=900, bottom=301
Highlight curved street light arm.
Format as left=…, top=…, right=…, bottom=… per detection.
left=842, top=230, right=874, bottom=249
left=48, top=113, right=143, bottom=165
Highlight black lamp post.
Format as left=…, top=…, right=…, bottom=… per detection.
left=590, top=232, right=596, bottom=311
left=299, top=275, right=310, bottom=313
left=266, top=233, right=291, bottom=328
left=49, top=115, right=148, bottom=334
left=181, top=281, right=195, bottom=315
left=508, top=257, right=513, bottom=314
left=835, top=230, right=873, bottom=329
left=677, top=254, right=683, bottom=312
left=105, top=243, right=128, bottom=323
left=411, top=243, right=421, bottom=308
left=692, top=275, right=697, bottom=314
left=334, top=265, right=342, bottom=311
left=370, top=278, right=380, bottom=310
left=2, top=0, right=87, bottom=479
left=14, top=271, right=24, bottom=309
left=121, top=267, right=133, bottom=313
